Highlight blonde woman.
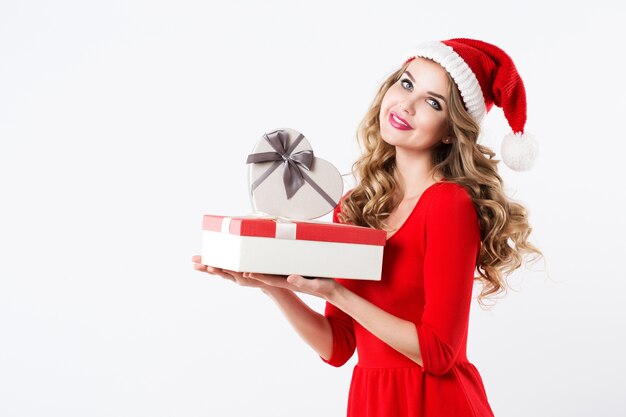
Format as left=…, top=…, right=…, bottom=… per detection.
left=193, top=38, right=542, bottom=417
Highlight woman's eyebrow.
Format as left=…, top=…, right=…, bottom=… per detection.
left=403, top=70, right=447, bottom=103
left=427, top=91, right=447, bottom=103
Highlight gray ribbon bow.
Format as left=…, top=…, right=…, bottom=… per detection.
left=246, top=130, right=337, bottom=208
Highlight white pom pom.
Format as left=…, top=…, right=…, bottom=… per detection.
left=501, top=132, right=539, bottom=171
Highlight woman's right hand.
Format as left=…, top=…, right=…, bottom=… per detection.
left=191, top=255, right=284, bottom=292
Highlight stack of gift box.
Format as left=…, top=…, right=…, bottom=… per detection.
left=201, top=128, right=386, bottom=281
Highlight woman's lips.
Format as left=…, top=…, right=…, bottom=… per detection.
left=388, top=111, right=413, bottom=130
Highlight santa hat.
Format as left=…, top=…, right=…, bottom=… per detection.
left=403, top=38, right=538, bottom=171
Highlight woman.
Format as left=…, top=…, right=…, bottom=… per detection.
left=192, top=38, right=542, bottom=416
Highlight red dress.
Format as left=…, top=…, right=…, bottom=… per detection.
left=322, top=182, right=495, bottom=417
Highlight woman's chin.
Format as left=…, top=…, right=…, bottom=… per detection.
left=380, top=127, right=404, bottom=146
left=380, top=135, right=397, bottom=147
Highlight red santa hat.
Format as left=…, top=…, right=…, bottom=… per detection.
left=403, top=38, right=538, bottom=171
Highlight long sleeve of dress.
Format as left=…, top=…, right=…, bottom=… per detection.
left=320, top=198, right=357, bottom=367
left=415, top=185, right=481, bottom=376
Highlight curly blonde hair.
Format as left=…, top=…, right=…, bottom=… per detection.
left=339, top=61, right=543, bottom=308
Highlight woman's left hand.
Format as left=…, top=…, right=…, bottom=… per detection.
left=243, top=272, right=340, bottom=300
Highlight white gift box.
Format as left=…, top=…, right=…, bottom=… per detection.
left=201, top=215, right=386, bottom=280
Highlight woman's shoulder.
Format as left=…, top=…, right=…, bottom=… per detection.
left=425, top=181, right=476, bottom=215
left=334, top=183, right=475, bottom=224
left=429, top=181, right=473, bottom=201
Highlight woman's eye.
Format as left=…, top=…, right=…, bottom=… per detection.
left=427, top=98, right=442, bottom=111
left=400, top=78, right=413, bottom=91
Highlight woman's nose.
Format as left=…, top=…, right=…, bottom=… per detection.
left=399, top=101, right=415, bottom=115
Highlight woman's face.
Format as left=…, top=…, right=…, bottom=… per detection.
left=379, top=58, right=450, bottom=152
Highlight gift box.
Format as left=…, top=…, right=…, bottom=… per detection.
left=201, top=215, right=386, bottom=280
left=200, top=127, right=386, bottom=281
left=246, top=128, right=344, bottom=220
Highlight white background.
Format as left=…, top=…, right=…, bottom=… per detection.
left=1, top=1, right=625, bottom=416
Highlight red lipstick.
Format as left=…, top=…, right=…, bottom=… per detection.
left=388, top=111, right=413, bottom=130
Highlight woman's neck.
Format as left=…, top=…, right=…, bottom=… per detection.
left=393, top=147, right=440, bottom=200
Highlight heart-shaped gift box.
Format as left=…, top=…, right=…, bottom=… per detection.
left=246, top=128, right=343, bottom=219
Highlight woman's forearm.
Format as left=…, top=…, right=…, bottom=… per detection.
left=263, top=288, right=334, bottom=360
left=328, top=284, right=423, bottom=366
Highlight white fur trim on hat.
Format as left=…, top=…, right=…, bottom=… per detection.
left=403, top=41, right=487, bottom=122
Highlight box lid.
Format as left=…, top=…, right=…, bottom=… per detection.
left=203, top=215, right=386, bottom=246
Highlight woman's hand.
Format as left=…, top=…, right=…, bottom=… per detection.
left=191, top=255, right=340, bottom=299
left=243, top=272, right=341, bottom=301
left=191, top=255, right=275, bottom=291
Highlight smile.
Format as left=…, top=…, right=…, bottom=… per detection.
left=388, top=112, right=413, bottom=130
